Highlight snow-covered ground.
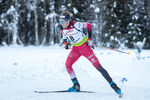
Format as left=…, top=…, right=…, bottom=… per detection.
left=0, top=45, right=150, bottom=100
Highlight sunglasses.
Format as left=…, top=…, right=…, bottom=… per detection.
left=59, top=21, right=66, bottom=24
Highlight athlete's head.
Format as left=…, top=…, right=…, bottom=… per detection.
left=59, top=11, right=71, bottom=28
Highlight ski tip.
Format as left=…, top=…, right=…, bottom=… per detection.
left=34, top=91, right=50, bottom=93
left=34, top=91, right=41, bottom=93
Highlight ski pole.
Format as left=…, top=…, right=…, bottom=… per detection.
left=93, top=44, right=130, bottom=55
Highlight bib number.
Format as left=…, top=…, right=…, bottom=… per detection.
left=69, top=36, right=74, bottom=41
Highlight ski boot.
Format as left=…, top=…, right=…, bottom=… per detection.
left=110, top=81, right=121, bottom=94
left=67, top=77, right=80, bottom=92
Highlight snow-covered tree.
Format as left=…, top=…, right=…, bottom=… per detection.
left=0, top=0, right=150, bottom=48
left=101, top=0, right=150, bottom=49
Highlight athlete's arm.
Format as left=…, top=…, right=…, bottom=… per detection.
left=82, top=22, right=92, bottom=39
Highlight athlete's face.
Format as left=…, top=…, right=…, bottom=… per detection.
left=59, top=19, right=70, bottom=28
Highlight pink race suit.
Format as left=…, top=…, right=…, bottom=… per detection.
left=62, top=21, right=112, bottom=84
left=66, top=42, right=101, bottom=79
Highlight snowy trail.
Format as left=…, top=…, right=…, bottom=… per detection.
left=0, top=46, right=150, bottom=100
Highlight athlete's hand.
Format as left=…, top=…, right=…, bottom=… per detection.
left=87, top=38, right=94, bottom=49
left=87, top=39, right=93, bottom=46
left=64, top=42, right=69, bottom=49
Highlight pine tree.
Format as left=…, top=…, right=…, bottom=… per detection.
left=0, top=0, right=14, bottom=45
left=101, top=0, right=122, bottom=48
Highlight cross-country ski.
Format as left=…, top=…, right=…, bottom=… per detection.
left=34, top=90, right=94, bottom=93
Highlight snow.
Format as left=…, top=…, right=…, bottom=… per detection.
left=73, top=7, right=78, bottom=14
left=95, top=7, right=100, bottom=13
left=45, top=12, right=57, bottom=20
left=113, top=1, right=117, bottom=8
left=136, top=41, right=143, bottom=48
left=0, top=45, right=150, bottom=100
left=110, top=36, right=114, bottom=40
left=7, top=6, right=15, bottom=14
left=90, top=4, right=95, bottom=8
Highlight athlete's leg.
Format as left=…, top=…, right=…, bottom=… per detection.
left=65, top=48, right=81, bottom=79
left=79, top=44, right=112, bottom=83
left=80, top=44, right=121, bottom=93
left=65, top=47, right=81, bottom=91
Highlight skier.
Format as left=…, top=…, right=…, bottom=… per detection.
left=59, top=11, right=121, bottom=95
